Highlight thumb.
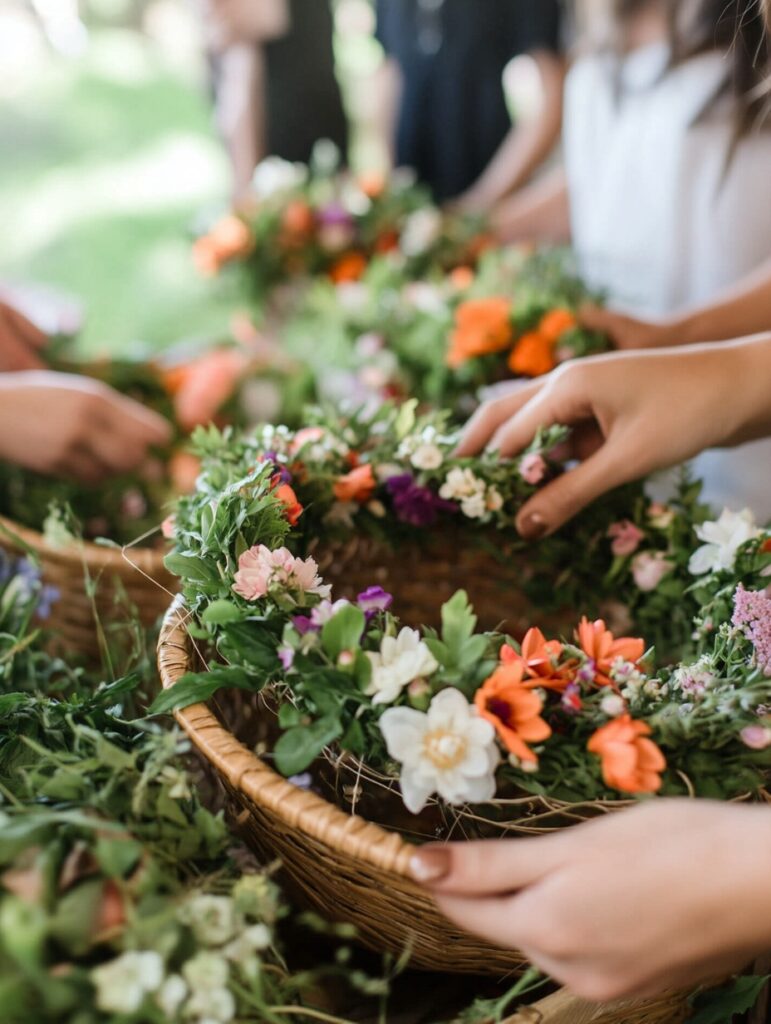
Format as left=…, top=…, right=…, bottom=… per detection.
left=515, top=444, right=631, bottom=539
left=409, top=835, right=566, bottom=895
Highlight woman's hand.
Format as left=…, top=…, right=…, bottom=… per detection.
left=0, top=301, right=48, bottom=371
left=0, top=371, right=172, bottom=483
left=410, top=800, right=771, bottom=1001
left=456, top=336, right=771, bottom=538
left=580, top=304, right=680, bottom=350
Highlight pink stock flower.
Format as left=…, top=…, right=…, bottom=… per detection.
left=631, top=551, right=674, bottom=592
left=732, top=585, right=771, bottom=674
left=519, top=453, right=547, bottom=486
left=233, top=545, right=331, bottom=602
left=607, top=520, right=645, bottom=557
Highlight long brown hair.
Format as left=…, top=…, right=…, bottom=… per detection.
left=612, top=0, right=771, bottom=133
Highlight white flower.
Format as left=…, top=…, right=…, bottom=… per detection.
left=186, top=986, right=236, bottom=1024
left=689, top=508, right=760, bottom=575
left=224, top=924, right=272, bottom=977
left=400, top=208, right=442, bottom=257
left=671, top=659, right=715, bottom=698
left=600, top=694, right=626, bottom=718
left=251, top=156, right=306, bottom=199
left=410, top=443, right=443, bottom=471
left=91, top=951, right=164, bottom=1014
left=459, top=491, right=487, bottom=520
left=156, top=974, right=188, bottom=1017
left=380, top=688, right=499, bottom=813
left=366, top=627, right=439, bottom=705
left=485, top=487, right=503, bottom=512
left=439, top=467, right=491, bottom=518
left=183, top=895, right=238, bottom=947
left=183, top=952, right=230, bottom=992
left=401, top=280, right=446, bottom=314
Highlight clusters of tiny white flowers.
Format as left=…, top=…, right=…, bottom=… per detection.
left=670, top=657, right=716, bottom=699
left=397, top=425, right=450, bottom=472
left=439, top=467, right=503, bottom=521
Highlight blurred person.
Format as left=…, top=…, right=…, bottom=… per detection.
left=492, top=0, right=771, bottom=518
left=373, top=0, right=565, bottom=208
left=0, top=300, right=170, bottom=483
left=197, top=0, right=348, bottom=201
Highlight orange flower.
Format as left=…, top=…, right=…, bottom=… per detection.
left=588, top=715, right=665, bottom=794
left=501, top=627, right=569, bottom=691
left=329, top=252, right=367, bottom=284
left=192, top=215, right=253, bottom=276
left=358, top=171, right=386, bottom=199
left=577, top=617, right=645, bottom=687
left=539, top=308, right=577, bottom=343
left=475, top=659, right=551, bottom=762
left=374, top=229, right=400, bottom=253
left=449, top=266, right=475, bottom=291
left=508, top=330, right=556, bottom=377
left=281, top=199, right=315, bottom=238
left=169, top=451, right=202, bottom=494
left=447, top=297, right=513, bottom=368
left=166, top=348, right=249, bottom=432
left=272, top=479, right=303, bottom=526
left=761, top=538, right=771, bottom=554
left=333, top=464, right=376, bottom=503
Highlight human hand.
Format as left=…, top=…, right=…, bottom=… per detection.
left=410, top=800, right=771, bottom=1001
left=0, top=371, right=172, bottom=483
left=0, top=301, right=47, bottom=371
left=455, top=339, right=771, bottom=538
left=580, top=305, right=680, bottom=351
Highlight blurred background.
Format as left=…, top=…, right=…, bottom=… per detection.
left=0, top=0, right=387, bottom=355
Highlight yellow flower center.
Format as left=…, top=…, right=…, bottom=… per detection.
left=423, top=729, right=467, bottom=770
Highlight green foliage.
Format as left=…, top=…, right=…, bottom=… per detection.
left=688, top=975, right=770, bottom=1024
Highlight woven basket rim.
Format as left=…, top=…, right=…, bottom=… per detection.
left=0, top=513, right=167, bottom=574
left=157, top=596, right=416, bottom=877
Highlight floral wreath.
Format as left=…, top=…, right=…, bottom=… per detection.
left=155, top=407, right=771, bottom=816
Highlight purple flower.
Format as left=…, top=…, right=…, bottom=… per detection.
left=318, top=202, right=353, bottom=228
left=386, top=474, right=456, bottom=527
left=732, top=585, right=771, bottom=674
left=357, top=585, right=393, bottom=622
left=288, top=772, right=313, bottom=789
left=264, top=451, right=292, bottom=484
left=278, top=646, right=295, bottom=671
left=291, top=615, right=314, bottom=635
left=36, top=585, right=60, bottom=620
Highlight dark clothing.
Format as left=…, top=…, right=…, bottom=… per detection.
left=376, top=0, right=562, bottom=200
left=263, top=0, right=348, bottom=162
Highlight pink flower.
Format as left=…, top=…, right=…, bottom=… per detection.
left=647, top=502, right=675, bottom=530
left=232, top=545, right=331, bottom=602
left=161, top=515, right=176, bottom=539
left=732, top=585, right=771, bottom=674
left=740, top=725, right=771, bottom=750
left=631, top=551, right=674, bottom=592
left=518, top=453, right=547, bottom=486
left=607, top=520, right=645, bottom=557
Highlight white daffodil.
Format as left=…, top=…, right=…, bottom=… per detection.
left=366, top=627, right=439, bottom=705
left=689, top=507, right=760, bottom=575
left=379, top=688, right=499, bottom=813
left=91, top=951, right=164, bottom=1014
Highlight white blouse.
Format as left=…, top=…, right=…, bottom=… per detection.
left=564, top=44, right=771, bottom=522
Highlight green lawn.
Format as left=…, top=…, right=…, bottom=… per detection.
left=0, top=30, right=236, bottom=356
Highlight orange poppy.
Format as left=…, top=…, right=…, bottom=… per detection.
left=272, top=479, right=304, bottom=526
left=329, top=252, right=367, bottom=284
left=475, top=659, right=551, bottom=763
left=576, top=617, right=645, bottom=687
left=447, top=297, right=513, bottom=368
left=508, top=330, right=556, bottom=377
left=333, top=464, right=376, bottom=503
left=539, top=308, right=577, bottom=344
left=501, top=627, right=569, bottom=691
left=588, top=715, right=665, bottom=794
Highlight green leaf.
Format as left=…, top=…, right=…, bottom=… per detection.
left=147, top=666, right=257, bottom=715
left=274, top=715, right=342, bottom=776
left=163, top=553, right=220, bottom=585
left=688, top=975, right=770, bottom=1024
left=278, top=704, right=303, bottom=728
left=321, top=605, right=365, bottom=660
left=94, top=836, right=143, bottom=878
left=394, top=399, right=418, bottom=440
left=201, top=599, right=243, bottom=627
left=219, top=621, right=280, bottom=673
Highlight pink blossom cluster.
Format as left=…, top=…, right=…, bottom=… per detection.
left=233, top=545, right=331, bottom=602
left=732, top=585, right=771, bottom=675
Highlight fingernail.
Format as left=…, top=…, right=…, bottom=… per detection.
left=519, top=511, right=548, bottom=540
left=410, top=847, right=451, bottom=884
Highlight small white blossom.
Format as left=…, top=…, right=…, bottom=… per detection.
left=600, top=694, right=626, bottom=718
left=380, top=688, right=499, bottom=813
left=183, top=895, right=238, bottom=947
left=186, top=986, right=236, bottom=1024
left=252, top=156, right=307, bottom=199
left=91, top=951, right=164, bottom=1014
left=183, top=952, right=230, bottom=992
left=410, top=443, right=444, bottom=471
left=671, top=659, right=716, bottom=698
left=689, top=507, right=760, bottom=575
left=400, top=208, right=442, bottom=257
left=156, top=974, right=188, bottom=1017
left=366, top=628, right=439, bottom=705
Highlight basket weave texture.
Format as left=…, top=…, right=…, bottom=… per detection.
left=0, top=514, right=176, bottom=659
left=158, top=592, right=696, bottom=1024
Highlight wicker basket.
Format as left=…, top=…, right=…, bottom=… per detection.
left=158, top=599, right=685, bottom=994
left=310, top=531, right=579, bottom=638
left=0, top=515, right=176, bottom=660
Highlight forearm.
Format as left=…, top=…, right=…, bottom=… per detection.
left=371, top=58, right=402, bottom=170
left=489, top=166, right=570, bottom=243
left=666, top=260, right=771, bottom=345
left=720, top=331, right=771, bottom=445
left=215, top=44, right=265, bottom=203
